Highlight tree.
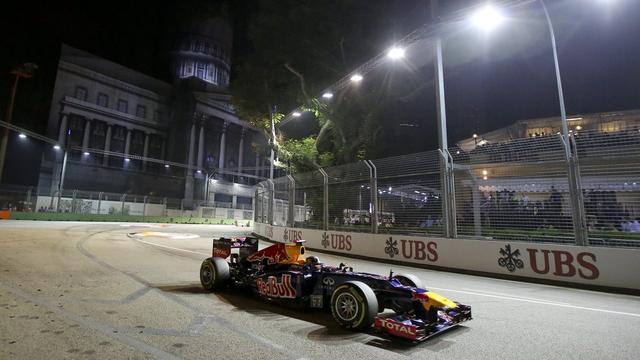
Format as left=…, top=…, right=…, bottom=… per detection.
left=230, top=0, right=427, bottom=171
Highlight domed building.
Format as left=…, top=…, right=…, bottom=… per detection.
left=37, top=18, right=269, bottom=217
left=173, top=18, right=233, bottom=87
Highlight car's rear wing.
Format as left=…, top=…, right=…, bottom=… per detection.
left=212, top=236, right=259, bottom=259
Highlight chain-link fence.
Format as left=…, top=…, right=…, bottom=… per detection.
left=256, top=129, right=640, bottom=248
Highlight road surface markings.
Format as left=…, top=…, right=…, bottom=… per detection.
left=429, top=286, right=640, bottom=318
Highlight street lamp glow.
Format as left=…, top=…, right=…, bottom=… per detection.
left=124, top=158, right=130, bottom=162
left=292, top=111, right=301, bottom=117
left=83, top=152, right=90, bottom=156
left=472, top=133, right=478, bottom=138
left=350, top=74, right=363, bottom=82
left=387, top=47, right=405, bottom=60
left=18, top=133, right=27, bottom=139
left=164, top=164, right=170, bottom=168
left=471, top=4, right=505, bottom=32
left=322, top=92, right=333, bottom=99
left=196, top=169, right=202, bottom=174
left=53, top=145, right=61, bottom=150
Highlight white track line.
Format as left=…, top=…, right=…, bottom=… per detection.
left=134, top=238, right=640, bottom=319
left=429, top=286, right=640, bottom=318
left=134, top=238, right=209, bottom=256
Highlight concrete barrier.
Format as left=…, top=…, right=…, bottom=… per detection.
left=253, top=222, right=640, bottom=293
left=8, top=212, right=252, bottom=227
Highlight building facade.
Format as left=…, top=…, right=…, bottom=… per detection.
left=38, top=18, right=269, bottom=210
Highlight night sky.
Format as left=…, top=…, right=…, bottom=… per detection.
left=1, top=0, right=640, bottom=185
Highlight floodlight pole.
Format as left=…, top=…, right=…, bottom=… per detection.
left=431, top=0, right=456, bottom=238
left=540, top=0, right=587, bottom=246
left=269, top=106, right=276, bottom=180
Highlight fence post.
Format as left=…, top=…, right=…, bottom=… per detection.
left=97, top=192, right=103, bottom=215
left=56, top=190, right=63, bottom=213
left=267, top=179, right=274, bottom=226
left=318, top=168, right=329, bottom=231
left=563, top=135, right=588, bottom=246
left=163, top=197, right=167, bottom=217
left=26, top=188, right=32, bottom=212
left=121, top=194, right=126, bottom=215
left=49, top=189, right=55, bottom=211
left=72, top=189, right=77, bottom=213
left=143, top=196, right=148, bottom=217
left=287, top=175, right=295, bottom=227
left=365, top=160, right=378, bottom=234
left=445, top=149, right=458, bottom=238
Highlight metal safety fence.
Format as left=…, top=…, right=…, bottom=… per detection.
left=0, top=184, right=254, bottom=220
left=255, top=129, right=640, bottom=248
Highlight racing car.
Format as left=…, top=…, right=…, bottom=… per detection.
left=199, top=237, right=471, bottom=341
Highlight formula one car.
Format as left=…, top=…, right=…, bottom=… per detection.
left=200, top=237, right=471, bottom=341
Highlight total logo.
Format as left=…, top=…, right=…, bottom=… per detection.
left=384, top=237, right=438, bottom=262
left=283, top=228, right=303, bottom=242
left=374, top=318, right=417, bottom=339
left=498, top=244, right=600, bottom=280
left=321, top=232, right=352, bottom=251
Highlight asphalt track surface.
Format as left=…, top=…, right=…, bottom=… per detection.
left=0, top=221, right=639, bottom=360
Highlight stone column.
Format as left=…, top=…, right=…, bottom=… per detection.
left=238, top=127, right=246, bottom=176
left=124, top=129, right=132, bottom=164
left=142, top=132, right=150, bottom=171
left=103, top=124, right=112, bottom=166
left=187, top=122, right=196, bottom=170
left=197, top=123, right=205, bottom=170
left=160, top=137, right=166, bottom=161
left=232, top=195, right=238, bottom=209
left=82, top=119, right=91, bottom=150
left=218, top=121, right=228, bottom=171
left=184, top=119, right=197, bottom=209
left=58, top=114, right=68, bottom=146
left=255, top=151, right=260, bottom=177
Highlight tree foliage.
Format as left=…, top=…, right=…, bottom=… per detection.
left=230, top=0, right=426, bottom=172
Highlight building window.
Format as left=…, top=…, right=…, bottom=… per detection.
left=204, top=42, right=210, bottom=54
left=74, top=86, right=88, bottom=101
left=196, top=62, right=205, bottom=79
left=136, top=104, right=146, bottom=118
left=117, top=99, right=128, bottom=113
left=97, top=93, right=109, bottom=107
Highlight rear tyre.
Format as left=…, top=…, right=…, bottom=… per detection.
left=200, top=257, right=230, bottom=291
left=393, top=273, right=423, bottom=289
left=330, top=281, right=378, bottom=330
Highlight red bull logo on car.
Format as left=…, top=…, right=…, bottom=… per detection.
left=256, top=274, right=297, bottom=298
left=247, top=243, right=291, bottom=264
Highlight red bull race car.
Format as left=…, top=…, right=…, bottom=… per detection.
left=199, top=237, right=471, bottom=342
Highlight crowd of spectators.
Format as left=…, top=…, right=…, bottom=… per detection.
left=463, top=128, right=640, bottom=164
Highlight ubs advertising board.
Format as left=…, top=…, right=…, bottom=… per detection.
left=253, top=222, right=640, bottom=291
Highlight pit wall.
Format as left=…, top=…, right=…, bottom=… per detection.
left=253, top=222, right=640, bottom=292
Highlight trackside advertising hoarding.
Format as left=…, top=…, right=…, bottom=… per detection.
left=253, top=222, right=640, bottom=291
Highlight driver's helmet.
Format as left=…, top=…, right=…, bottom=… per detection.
left=305, top=255, right=322, bottom=270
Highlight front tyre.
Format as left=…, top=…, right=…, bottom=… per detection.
left=393, top=273, right=423, bottom=288
left=200, top=257, right=230, bottom=291
left=330, top=281, right=378, bottom=330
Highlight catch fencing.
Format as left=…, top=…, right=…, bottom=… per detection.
left=0, top=184, right=254, bottom=220
left=255, top=129, right=640, bottom=248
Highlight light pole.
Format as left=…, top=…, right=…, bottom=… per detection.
left=0, top=63, right=37, bottom=182
left=431, top=0, right=456, bottom=238
left=469, top=1, right=590, bottom=245
left=269, top=105, right=276, bottom=180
